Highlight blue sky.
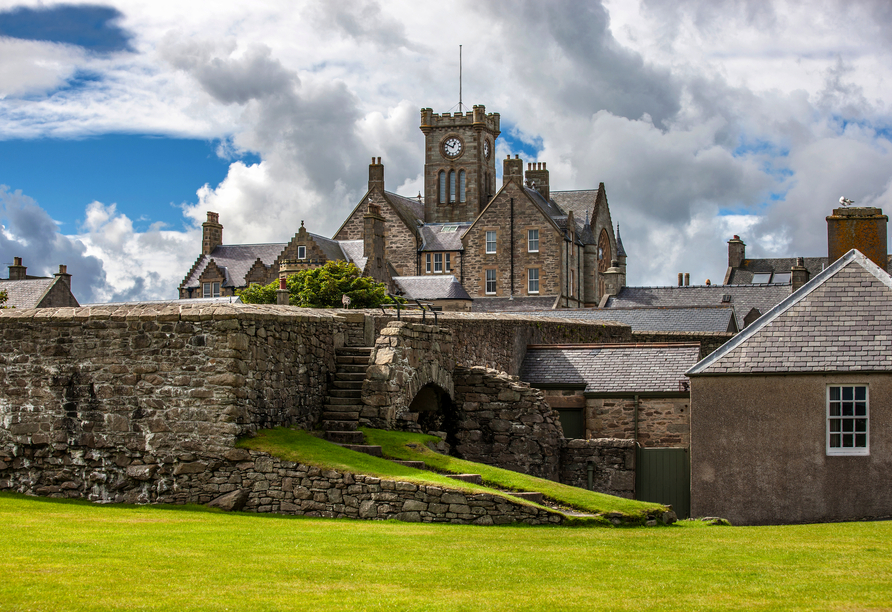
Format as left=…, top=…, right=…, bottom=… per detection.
left=0, top=135, right=258, bottom=232
left=1, top=0, right=891, bottom=303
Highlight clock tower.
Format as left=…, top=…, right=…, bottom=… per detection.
left=420, top=105, right=500, bottom=223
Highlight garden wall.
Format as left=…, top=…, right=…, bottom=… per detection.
left=559, top=438, right=636, bottom=499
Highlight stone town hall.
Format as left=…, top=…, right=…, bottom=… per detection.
left=179, top=104, right=627, bottom=310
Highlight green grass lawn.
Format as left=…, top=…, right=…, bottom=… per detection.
left=1, top=493, right=890, bottom=611
left=237, top=427, right=665, bottom=522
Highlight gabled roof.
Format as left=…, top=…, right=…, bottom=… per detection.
left=182, top=243, right=285, bottom=289
left=606, top=283, right=791, bottom=330
left=462, top=180, right=565, bottom=238
left=726, top=256, right=827, bottom=284
left=0, top=277, right=59, bottom=308
left=521, top=343, right=700, bottom=394
left=688, top=249, right=892, bottom=375
left=384, top=191, right=424, bottom=225
left=418, top=223, right=471, bottom=252
left=339, top=240, right=366, bottom=271
left=512, top=305, right=738, bottom=333
left=393, top=275, right=471, bottom=301
left=551, top=189, right=597, bottom=220
left=302, top=232, right=347, bottom=262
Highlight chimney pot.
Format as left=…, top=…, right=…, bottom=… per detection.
left=14, top=257, right=21, bottom=266
left=684, top=273, right=690, bottom=286
left=678, top=273, right=683, bottom=286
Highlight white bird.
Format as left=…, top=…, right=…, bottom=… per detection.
left=840, top=196, right=855, bottom=206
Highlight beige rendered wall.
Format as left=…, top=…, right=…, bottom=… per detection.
left=690, top=374, right=892, bottom=525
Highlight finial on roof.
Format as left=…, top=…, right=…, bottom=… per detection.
left=300, top=220, right=304, bottom=228
left=616, top=223, right=627, bottom=258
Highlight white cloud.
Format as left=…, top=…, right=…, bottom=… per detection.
left=1, top=0, right=892, bottom=297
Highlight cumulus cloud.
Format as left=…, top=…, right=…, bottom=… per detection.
left=2, top=0, right=892, bottom=299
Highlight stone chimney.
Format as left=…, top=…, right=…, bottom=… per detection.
left=827, top=206, right=888, bottom=268
left=728, top=235, right=745, bottom=268
left=603, top=260, right=625, bottom=297
left=525, top=162, right=549, bottom=200
left=54, top=264, right=71, bottom=289
left=8, top=256, right=26, bottom=280
left=202, top=212, right=223, bottom=256
left=364, top=202, right=386, bottom=261
left=503, top=155, right=523, bottom=187
left=368, top=157, right=384, bottom=192
left=791, top=257, right=809, bottom=291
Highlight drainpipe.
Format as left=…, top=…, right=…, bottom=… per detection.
left=510, top=197, right=515, bottom=298
left=633, top=394, right=640, bottom=444
left=565, top=237, right=569, bottom=308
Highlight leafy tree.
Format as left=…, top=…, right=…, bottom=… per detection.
left=237, top=260, right=393, bottom=308
left=0, top=289, right=8, bottom=309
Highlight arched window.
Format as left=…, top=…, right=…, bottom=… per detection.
left=449, top=170, right=456, bottom=203
left=439, top=171, right=446, bottom=203
left=459, top=170, right=466, bottom=203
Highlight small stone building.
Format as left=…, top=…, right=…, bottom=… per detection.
left=687, top=249, right=892, bottom=525
left=520, top=342, right=699, bottom=445
left=0, top=257, right=79, bottom=308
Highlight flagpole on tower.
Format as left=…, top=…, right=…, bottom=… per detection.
left=459, top=44, right=463, bottom=111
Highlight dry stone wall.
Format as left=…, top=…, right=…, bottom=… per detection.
left=560, top=438, right=636, bottom=498
left=451, top=366, right=563, bottom=481
left=0, top=304, right=344, bottom=459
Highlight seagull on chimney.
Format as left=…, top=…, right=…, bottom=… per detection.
left=839, top=196, right=855, bottom=206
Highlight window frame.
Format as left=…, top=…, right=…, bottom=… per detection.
left=297, top=245, right=306, bottom=260
left=485, top=269, right=497, bottom=295
left=528, top=229, right=539, bottom=253
left=827, top=384, right=869, bottom=456
left=485, top=230, right=497, bottom=254
left=445, top=253, right=451, bottom=272
left=425, top=253, right=431, bottom=273
left=528, top=268, right=540, bottom=294
left=434, top=253, right=443, bottom=273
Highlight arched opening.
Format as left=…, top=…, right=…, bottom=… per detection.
left=407, top=383, right=458, bottom=448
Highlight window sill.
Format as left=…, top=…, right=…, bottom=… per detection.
left=827, top=449, right=870, bottom=456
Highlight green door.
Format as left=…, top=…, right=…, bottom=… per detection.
left=636, top=447, right=690, bottom=519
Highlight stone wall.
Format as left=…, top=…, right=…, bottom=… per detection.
left=0, top=304, right=344, bottom=458
left=334, top=192, right=420, bottom=277
left=631, top=331, right=733, bottom=358
left=542, top=389, right=690, bottom=448
left=451, top=366, right=563, bottom=481
left=0, top=442, right=562, bottom=525
left=370, top=311, right=630, bottom=375
left=362, top=322, right=455, bottom=429
left=560, top=438, right=636, bottom=498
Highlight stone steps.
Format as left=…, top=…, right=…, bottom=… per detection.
left=320, top=346, right=372, bottom=432
left=506, top=491, right=544, bottom=504
left=392, top=460, right=426, bottom=469
left=447, top=474, right=483, bottom=485
left=339, top=444, right=383, bottom=457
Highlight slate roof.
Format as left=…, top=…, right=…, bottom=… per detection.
left=521, top=343, right=701, bottom=393
left=0, top=278, right=58, bottom=308
left=727, top=256, right=828, bottom=284
left=471, top=296, right=558, bottom=312
left=418, top=223, right=470, bottom=252
left=688, top=250, right=892, bottom=375
left=551, top=189, right=597, bottom=220
left=524, top=186, right=565, bottom=220
left=384, top=191, right=424, bottom=227
left=339, top=240, right=366, bottom=270
left=513, top=306, right=737, bottom=333
left=393, top=275, right=471, bottom=301
left=307, top=232, right=348, bottom=263
left=182, top=243, right=286, bottom=289
left=605, top=284, right=792, bottom=329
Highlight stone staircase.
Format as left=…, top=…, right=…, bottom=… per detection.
left=322, top=347, right=382, bottom=456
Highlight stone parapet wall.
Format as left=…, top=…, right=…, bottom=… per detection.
left=452, top=366, right=563, bottom=481
left=631, top=331, right=733, bottom=358
left=0, top=442, right=562, bottom=526
left=362, top=322, right=456, bottom=428
left=370, top=312, right=630, bottom=375
left=0, top=304, right=344, bottom=458
left=560, top=438, right=636, bottom=498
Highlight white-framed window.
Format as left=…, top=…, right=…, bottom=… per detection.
left=445, top=253, right=451, bottom=272
left=425, top=253, right=431, bottom=273
left=434, top=253, right=443, bottom=273
left=528, top=229, right=539, bottom=252
left=486, top=231, right=497, bottom=254
left=203, top=282, right=221, bottom=298
left=297, top=245, right=306, bottom=260
left=485, top=269, right=496, bottom=294
left=528, top=268, right=539, bottom=294
left=828, top=385, right=869, bottom=455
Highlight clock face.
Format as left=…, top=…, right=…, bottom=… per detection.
left=443, top=137, right=463, bottom=158
left=484, top=139, right=491, bottom=160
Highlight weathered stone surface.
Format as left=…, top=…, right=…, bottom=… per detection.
left=126, top=464, right=156, bottom=481
left=207, top=489, right=250, bottom=512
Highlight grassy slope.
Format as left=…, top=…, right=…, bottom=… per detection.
left=238, top=427, right=664, bottom=520
left=1, top=493, right=891, bottom=612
